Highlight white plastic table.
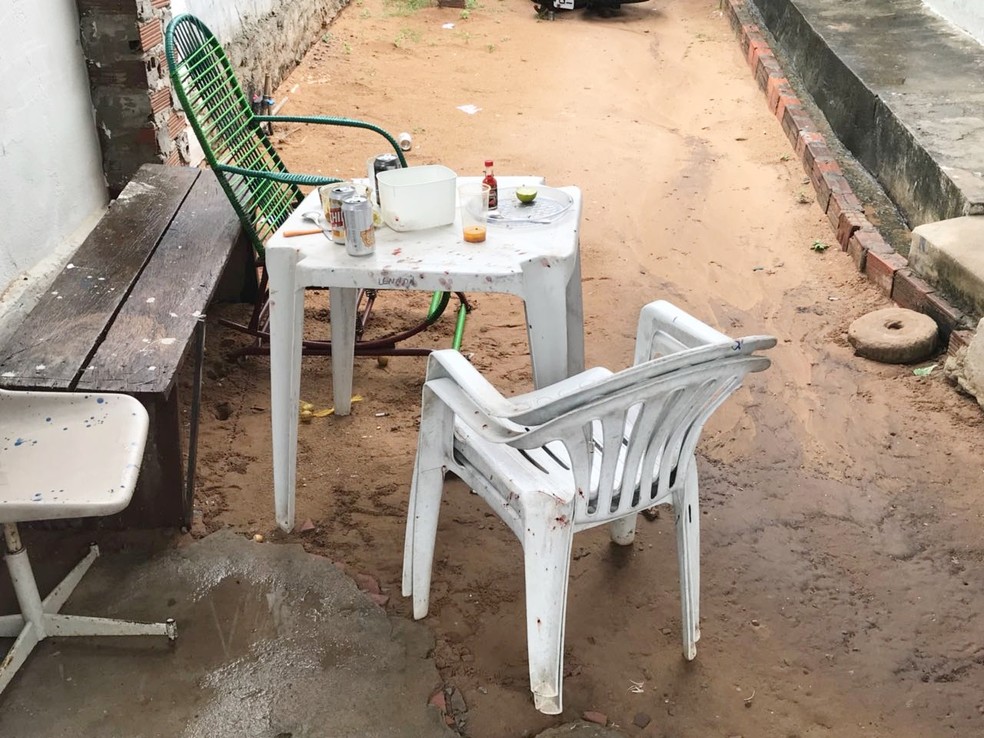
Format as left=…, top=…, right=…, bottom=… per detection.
left=265, top=176, right=584, bottom=531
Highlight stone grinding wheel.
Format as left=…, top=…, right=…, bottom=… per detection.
left=847, top=307, right=939, bottom=364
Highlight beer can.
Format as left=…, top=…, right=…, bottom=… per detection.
left=327, top=184, right=356, bottom=244
left=373, top=152, right=400, bottom=175
left=342, top=196, right=375, bottom=257
left=372, top=153, right=401, bottom=204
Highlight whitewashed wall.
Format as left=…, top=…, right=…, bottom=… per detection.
left=0, top=1, right=107, bottom=297
left=169, top=0, right=342, bottom=167
left=169, top=0, right=284, bottom=166
left=0, top=0, right=311, bottom=297
left=924, top=0, right=984, bottom=44
left=0, top=0, right=337, bottom=320
left=171, top=0, right=280, bottom=44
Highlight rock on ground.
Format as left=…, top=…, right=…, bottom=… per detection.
left=536, top=721, right=629, bottom=737
left=945, top=317, right=984, bottom=409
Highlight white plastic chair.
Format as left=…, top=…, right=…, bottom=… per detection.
left=0, top=389, right=177, bottom=696
left=401, top=300, right=775, bottom=714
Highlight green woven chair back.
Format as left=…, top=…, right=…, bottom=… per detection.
left=166, top=15, right=314, bottom=258
left=163, top=15, right=466, bottom=356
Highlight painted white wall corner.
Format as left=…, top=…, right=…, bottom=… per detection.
left=0, top=209, right=106, bottom=349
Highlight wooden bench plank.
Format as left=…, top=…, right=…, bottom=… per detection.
left=77, top=171, right=244, bottom=394
left=0, top=165, right=200, bottom=390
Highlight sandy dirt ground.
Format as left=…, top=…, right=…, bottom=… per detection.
left=189, top=0, right=984, bottom=735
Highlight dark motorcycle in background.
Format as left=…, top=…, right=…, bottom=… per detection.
left=532, top=0, right=649, bottom=18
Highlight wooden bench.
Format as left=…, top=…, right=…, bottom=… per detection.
left=0, top=164, right=252, bottom=527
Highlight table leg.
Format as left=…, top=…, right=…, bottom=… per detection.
left=329, top=286, right=359, bottom=416
left=267, top=248, right=304, bottom=532
left=523, top=267, right=571, bottom=388
left=565, top=241, right=586, bottom=377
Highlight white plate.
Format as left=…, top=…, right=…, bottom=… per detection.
left=488, top=186, right=573, bottom=226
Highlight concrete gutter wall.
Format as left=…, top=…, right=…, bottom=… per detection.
left=748, top=0, right=984, bottom=229
left=923, top=0, right=984, bottom=45
left=0, top=1, right=107, bottom=297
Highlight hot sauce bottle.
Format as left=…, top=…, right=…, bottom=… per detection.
left=483, top=159, right=498, bottom=210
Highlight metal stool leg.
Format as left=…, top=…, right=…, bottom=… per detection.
left=0, top=523, right=177, bottom=696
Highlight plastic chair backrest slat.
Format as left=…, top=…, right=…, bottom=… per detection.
left=503, top=353, right=767, bottom=525
left=507, top=336, right=774, bottom=427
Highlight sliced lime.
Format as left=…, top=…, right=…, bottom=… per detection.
left=515, top=187, right=538, bottom=204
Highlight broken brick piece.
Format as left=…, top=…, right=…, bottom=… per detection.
left=582, top=710, right=607, bottom=726
left=429, top=689, right=447, bottom=713
left=354, top=573, right=381, bottom=595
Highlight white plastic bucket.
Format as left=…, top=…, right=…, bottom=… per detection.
left=377, top=165, right=457, bottom=231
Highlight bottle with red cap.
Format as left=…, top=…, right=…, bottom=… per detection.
left=483, top=159, right=498, bottom=210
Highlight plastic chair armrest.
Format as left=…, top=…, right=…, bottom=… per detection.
left=424, top=350, right=517, bottom=418
left=634, top=300, right=735, bottom=364
left=426, top=378, right=529, bottom=444
left=425, top=350, right=612, bottom=423
left=504, top=367, right=614, bottom=425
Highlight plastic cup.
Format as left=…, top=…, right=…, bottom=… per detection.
left=459, top=183, right=490, bottom=243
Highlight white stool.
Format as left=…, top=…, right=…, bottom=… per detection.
left=0, top=389, right=177, bottom=695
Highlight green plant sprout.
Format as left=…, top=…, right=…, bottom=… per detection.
left=385, top=0, right=430, bottom=17
left=394, top=28, right=421, bottom=48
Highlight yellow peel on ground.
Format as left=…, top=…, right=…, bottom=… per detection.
left=299, top=395, right=363, bottom=419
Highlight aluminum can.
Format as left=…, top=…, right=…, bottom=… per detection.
left=372, top=153, right=401, bottom=203
left=327, top=184, right=356, bottom=244
left=342, top=196, right=375, bottom=257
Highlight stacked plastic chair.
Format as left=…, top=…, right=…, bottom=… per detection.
left=401, top=301, right=775, bottom=713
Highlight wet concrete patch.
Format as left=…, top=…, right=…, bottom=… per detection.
left=0, top=530, right=453, bottom=738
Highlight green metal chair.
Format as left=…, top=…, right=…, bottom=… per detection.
left=165, top=13, right=469, bottom=357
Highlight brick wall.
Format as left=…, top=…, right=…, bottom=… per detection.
left=76, top=0, right=347, bottom=193
left=77, top=0, right=184, bottom=195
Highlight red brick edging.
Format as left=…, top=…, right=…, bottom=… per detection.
left=720, top=0, right=972, bottom=354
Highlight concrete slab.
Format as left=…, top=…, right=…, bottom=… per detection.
left=747, top=0, right=984, bottom=228
left=909, top=216, right=984, bottom=317
left=0, top=530, right=454, bottom=738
